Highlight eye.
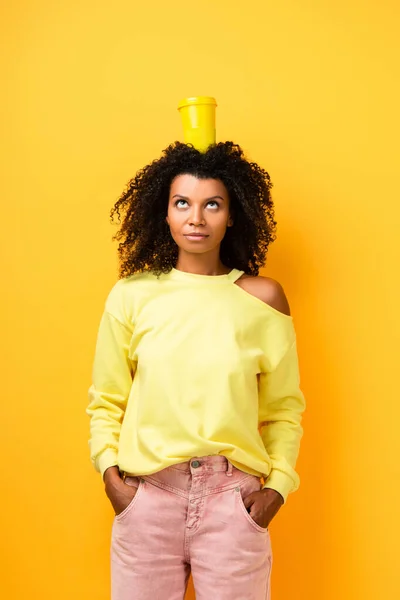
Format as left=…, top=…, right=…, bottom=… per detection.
left=174, top=199, right=188, bottom=208
left=206, top=201, right=219, bottom=209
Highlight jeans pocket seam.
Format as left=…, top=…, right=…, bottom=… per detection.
left=115, top=479, right=143, bottom=522
left=235, top=487, right=269, bottom=534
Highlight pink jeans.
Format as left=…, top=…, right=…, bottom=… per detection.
left=111, top=455, right=272, bottom=599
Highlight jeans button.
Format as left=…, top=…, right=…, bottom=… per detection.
left=191, top=460, right=201, bottom=468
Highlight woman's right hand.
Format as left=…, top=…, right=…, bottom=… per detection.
left=103, top=466, right=137, bottom=516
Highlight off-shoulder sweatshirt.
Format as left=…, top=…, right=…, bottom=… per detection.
left=87, top=267, right=305, bottom=501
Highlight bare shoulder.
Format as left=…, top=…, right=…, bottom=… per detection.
left=236, top=274, right=291, bottom=316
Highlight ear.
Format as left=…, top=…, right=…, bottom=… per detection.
left=165, top=216, right=170, bottom=226
left=227, top=215, right=234, bottom=227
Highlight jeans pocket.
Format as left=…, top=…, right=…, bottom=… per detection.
left=235, top=476, right=269, bottom=534
left=114, top=477, right=143, bottom=522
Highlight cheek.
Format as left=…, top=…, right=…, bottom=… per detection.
left=166, top=211, right=182, bottom=232
left=166, top=207, right=174, bottom=227
left=214, top=215, right=230, bottom=234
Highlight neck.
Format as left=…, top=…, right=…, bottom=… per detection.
left=175, top=251, right=230, bottom=277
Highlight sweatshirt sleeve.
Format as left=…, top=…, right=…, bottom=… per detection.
left=86, top=292, right=135, bottom=477
left=259, top=337, right=305, bottom=502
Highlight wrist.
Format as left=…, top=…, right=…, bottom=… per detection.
left=103, top=465, right=122, bottom=487
left=261, top=488, right=284, bottom=505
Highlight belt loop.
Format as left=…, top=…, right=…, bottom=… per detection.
left=226, top=461, right=233, bottom=477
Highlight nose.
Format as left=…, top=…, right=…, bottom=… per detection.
left=188, top=207, right=205, bottom=227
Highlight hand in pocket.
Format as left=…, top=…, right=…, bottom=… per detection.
left=104, top=467, right=138, bottom=516
left=243, top=488, right=283, bottom=529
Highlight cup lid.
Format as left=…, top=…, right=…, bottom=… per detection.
left=177, top=96, right=217, bottom=110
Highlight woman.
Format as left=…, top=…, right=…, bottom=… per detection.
left=87, top=141, right=305, bottom=600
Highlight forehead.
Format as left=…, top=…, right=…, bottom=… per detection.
left=169, top=174, right=228, bottom=198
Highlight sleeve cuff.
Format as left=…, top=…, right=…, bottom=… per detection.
left=96, top=448, right=119, bottom=478
left=262, top=468, right=298, bottom=503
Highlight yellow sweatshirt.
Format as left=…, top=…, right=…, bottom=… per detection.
left=87, top=268, right=305, bottom=502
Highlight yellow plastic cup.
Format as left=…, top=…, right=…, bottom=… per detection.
left=177, top=96, right=217, bottom=152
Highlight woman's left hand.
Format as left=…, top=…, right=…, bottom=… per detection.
left=243, top=488, right=284, bottom=529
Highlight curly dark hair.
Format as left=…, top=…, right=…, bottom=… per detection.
left=110, top=141, right=277, bottom=277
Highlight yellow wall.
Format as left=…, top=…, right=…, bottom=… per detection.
left=1, top=2, right=399, bottom=598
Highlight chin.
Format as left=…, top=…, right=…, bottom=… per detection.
left=180, top=244, right=211, bottom=254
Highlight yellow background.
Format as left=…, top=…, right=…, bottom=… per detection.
left=1, top=1, right=399, bottom=598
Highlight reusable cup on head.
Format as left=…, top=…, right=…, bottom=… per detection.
left=177, top=96, right=217, bottom=152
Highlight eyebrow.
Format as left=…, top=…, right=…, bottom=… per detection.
left=172, top=194, right=225, bottom=201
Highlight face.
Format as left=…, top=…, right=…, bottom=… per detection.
left=166, top=174, right=233, bottom=256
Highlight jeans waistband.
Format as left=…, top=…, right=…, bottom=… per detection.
left=169, top=455, right=234, bottom=475
left=124, top=456, right=257, bottom=498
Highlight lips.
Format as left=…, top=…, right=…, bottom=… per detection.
left=184, top=234, right=208, bottom=237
